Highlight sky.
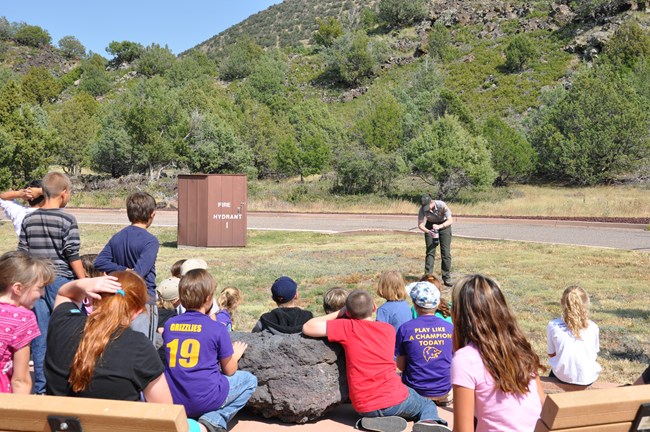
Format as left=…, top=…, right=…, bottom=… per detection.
left=2, top=0, right=282, bottom=56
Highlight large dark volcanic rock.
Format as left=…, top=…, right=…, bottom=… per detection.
left=231, top=332, right=348, bottom=424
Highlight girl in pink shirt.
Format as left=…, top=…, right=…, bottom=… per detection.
left=0, top=251, right=54, bottom=393
left=451, top=274, right=545, bottom=432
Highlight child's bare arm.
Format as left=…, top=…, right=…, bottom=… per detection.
left=0, top=189, right=24, bottom=201
left=302, top=308, right=345, bottom=337
left=54, top=276, right=121, bottom=308
left=220, top=341, right=248, bottom=376
left=143, top=373, right=173, bottom=404
left=11, top=345, right=32, bottom=394
left=453, top=385, right=476, bottom=432
left=396, top=355, right=406, bottom=372
left=70, top=259, right=86, bottom=280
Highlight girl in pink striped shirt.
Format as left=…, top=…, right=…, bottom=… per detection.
left=0, top=251, right=54, bottom=393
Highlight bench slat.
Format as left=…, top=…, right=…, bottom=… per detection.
left=540, top=385, right=650, bottom=429
left=534, top=420, right=631, bottom=432
left=0, top=394, right=188, bottom=432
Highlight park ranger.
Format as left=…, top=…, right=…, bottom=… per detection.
left=418, top=194, right=453, bottom=286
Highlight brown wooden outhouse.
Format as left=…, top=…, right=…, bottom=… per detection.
left=177, top=174, right=247, bottom=247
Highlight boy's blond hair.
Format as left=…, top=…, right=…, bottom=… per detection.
left=323, top=287, right=349, bottom=314
left=42, top=172, right=71, bottom=199
left=376, top=270, right=407, bottom=301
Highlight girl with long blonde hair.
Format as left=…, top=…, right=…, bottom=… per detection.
left=451, top=274, right=544, bottom=432
left=44, top=270, right=172, bottom=402
left=547, top=285, right=600, bottom=385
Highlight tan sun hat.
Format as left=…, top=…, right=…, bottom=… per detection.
left=180, top=258, right=208, bottom=276
left=157, top=277, right=180, bottom=301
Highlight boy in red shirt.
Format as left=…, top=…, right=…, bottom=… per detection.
left=302, top=290, right=450, bottom=432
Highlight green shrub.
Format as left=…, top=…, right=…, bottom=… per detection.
left=528, top=65, right=650, bottom=185
left=58, top=35, right=86, bottom=59
left=324, top=31, right=388, bottom=86
left=137, top=43, right=176, bottom=77
left=377, top=0, right=428, bottom=28
left=428, top=21, right=451, bottom=62
left=14, top=24, right=51, bottom=47
left=504, top=34, right=536, bottom=72
left=218, top=35, right=264, bottom=81
left=333, top=146, right=406, bottom=194
left=106, top=40, right=144, bottom=65
left=604, top=20, right=650, bottom=69
left=312, top=17, right=343, bottom=48
left=403, top=115, right=496, bottom=200
left=482, top=116, right=535, bottom=185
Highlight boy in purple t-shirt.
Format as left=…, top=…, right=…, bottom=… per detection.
left=396, top=281, right=454, bottom=404
left=163, top=269, right=257, bottom=432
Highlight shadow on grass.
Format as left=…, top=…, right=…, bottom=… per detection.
left=600, top=348, right=650, bottom=364
left=161, top=240, right=178, bottom=248
left=601, top=308, right=650, bottom=321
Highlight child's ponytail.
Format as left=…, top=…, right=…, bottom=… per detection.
left=217, top=286, right=242, bottom=315
left=561, top=285, right=590, bottom=339
left=69, top=270, right=148, bottom=393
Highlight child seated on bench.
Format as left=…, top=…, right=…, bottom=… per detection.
left=451, top=274, right=544, bottom=432
left=376, top=270, right=412, bottom=332
left=303, top=289, right=450, bottom=432
left=396, top=281, right=453, bottom=406
left=163, top=269, right=257, bottom=432
left=44, top=271, right=172, bottom=403
left=547, top=285, right=600, bottom=385
left=0, top=251, right=54, bottom=394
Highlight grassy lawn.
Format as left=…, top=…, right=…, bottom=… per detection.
left=2, top=221, right=648, bottom=384
left=248, top=180, right=650, bottom=219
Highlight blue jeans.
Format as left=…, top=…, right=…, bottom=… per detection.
left=32, top=276, right=71, bottom=394
left=200, top=371, right=258, bottom=429
left=357, top=387, right=446, bottom=425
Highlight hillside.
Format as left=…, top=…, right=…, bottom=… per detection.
left=192, top=0, right=379, bottom=52
left=0, top=1, right=649, bottom=202
left=191, top=0, right=650, bottom=118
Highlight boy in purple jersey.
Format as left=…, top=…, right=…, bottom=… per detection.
left=396, top=281, right=454, bottom=405
left=163, top=269, right=257, bottom=432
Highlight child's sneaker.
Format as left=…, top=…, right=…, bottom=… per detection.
left=412, top=420, right=452, bottom=432
left=198, top=419, right=227, bottom=432
left=356, top=416, right=408, bottom=432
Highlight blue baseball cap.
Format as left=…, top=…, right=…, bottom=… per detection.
left=271, top=276, right=297, bottom=304
left=410, top=281, right=441, bottom=309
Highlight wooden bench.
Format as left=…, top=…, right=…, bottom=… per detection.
left=540, top=376, right=621, bottom=394
left=535, top=384, right=650, bottom=432
left=0, top=393, right=188, bottom=432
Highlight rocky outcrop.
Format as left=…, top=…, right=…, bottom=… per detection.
left=231, top=332, right=348, bottom=424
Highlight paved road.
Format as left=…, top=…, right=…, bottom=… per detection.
left=66, top=208, right=650, bottom=252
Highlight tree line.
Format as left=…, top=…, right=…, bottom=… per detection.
left=0, top=9, right=649, bottom=200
